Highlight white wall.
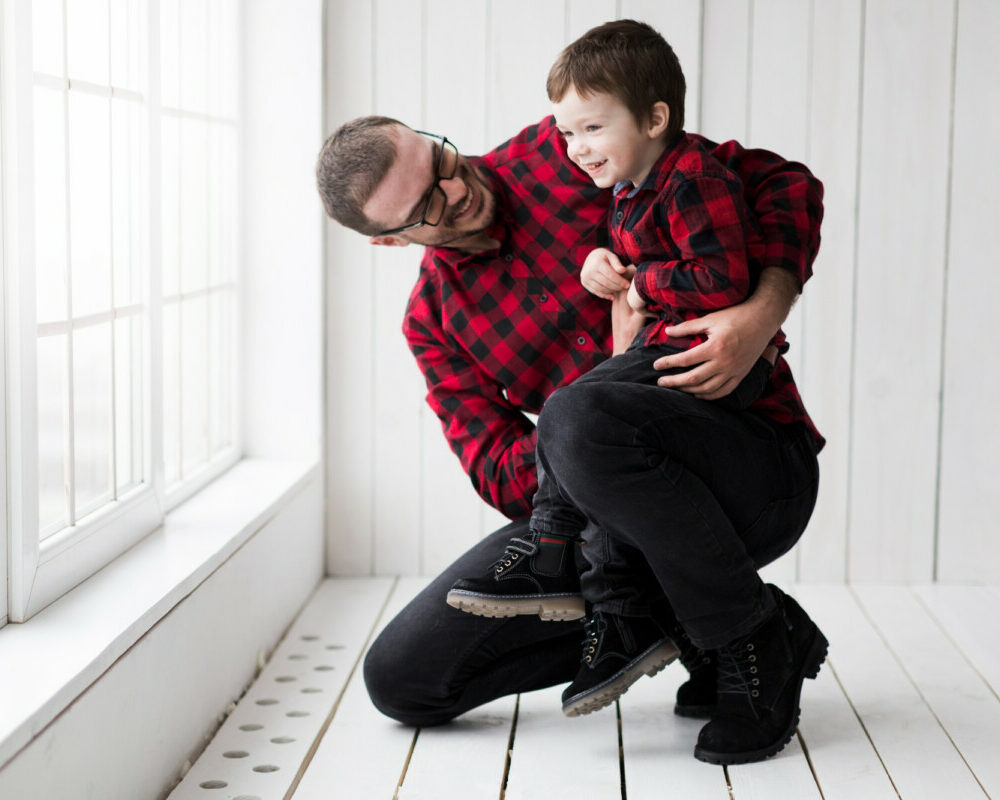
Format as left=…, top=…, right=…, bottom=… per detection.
left=323, top=0, right=1000, bottom=583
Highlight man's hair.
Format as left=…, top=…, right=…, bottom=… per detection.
left=315, top=115, right=404, bottom=235
left=546, top=19, right=685, bottom=141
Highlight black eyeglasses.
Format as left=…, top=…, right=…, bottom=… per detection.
left=376, top=132, right=459, bottom=237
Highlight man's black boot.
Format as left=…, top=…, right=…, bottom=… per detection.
left=446, top=531, right=585, bottom=621
left=561, top=611, right=679, bottom=717
left=694, top=586, right=828, bottom=765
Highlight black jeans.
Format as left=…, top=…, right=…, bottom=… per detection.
left=529, top=345, right=776, bottom=617
left=536, top=347, right=819, bottom=649
left=364, top=353, right=817, bottom=725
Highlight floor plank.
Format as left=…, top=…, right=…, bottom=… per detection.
left=396, top=695, right=516, bottom=800
left=618, top=664, right=730, bottom=800
left=290, top=577, right=430, bottom=800
left=795, top=584, right=987, bottom=800
left=727, top=735, right=822, bottom=800
left=853, top=584, right=1000, bottom=797
left=503, top=684, right=622, bottom=800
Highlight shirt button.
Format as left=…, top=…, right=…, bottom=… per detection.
left=504, top=254, right=513, bottom=262
left=539, top=293, right=548, bottom=302
left=615, top=211, right=624, bottom=221
left=577, top=336, right=586, bottom=345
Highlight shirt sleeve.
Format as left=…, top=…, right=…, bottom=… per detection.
left=402, top=265, right=539, bottom=519
left=631, top=175, right=752, bottom=313
left=707, top=138, right=824, bottom=287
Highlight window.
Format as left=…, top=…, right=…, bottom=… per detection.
left=1, top=0, right=240, bottom=624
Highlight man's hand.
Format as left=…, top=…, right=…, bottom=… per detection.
left=581, top=248, right=632, bottom=299
left=653, top=267, right=799, bottom=399
left=611, top=286, right=650, bottom=355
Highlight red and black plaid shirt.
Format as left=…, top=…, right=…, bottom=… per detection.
left=403, top=116, right=823, bottom=518
left=612, top=132, right=819, bottom=441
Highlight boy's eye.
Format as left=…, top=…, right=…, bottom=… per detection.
left=586, top=125, right=601, bottom=133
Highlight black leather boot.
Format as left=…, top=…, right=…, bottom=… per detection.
left=672, top=634, right=718, bottom=719
left=446, top=531, right=585, bottom=621
left=561, top=611, right=679, bottom=717
left=694, top=587, right=828, bottom=765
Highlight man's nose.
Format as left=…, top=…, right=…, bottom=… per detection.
left=439, top=174, right=467, bottom=206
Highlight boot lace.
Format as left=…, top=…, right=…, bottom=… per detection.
left=493, top=537, right=537, bottom=575
left=579, top=614, right=606, bottom=667
left=716, top=640, right=761, bottom=699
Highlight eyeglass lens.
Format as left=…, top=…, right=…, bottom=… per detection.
left=425, top=140, right=458, bottom=226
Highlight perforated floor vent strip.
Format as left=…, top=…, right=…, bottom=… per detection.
left=167, top=577, right=396, bottom=800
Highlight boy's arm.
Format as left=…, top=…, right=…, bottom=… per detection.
left=630, top=175, right=752, bottom=313
left=654, top=139, right=823, bottom=398
left=403, top=269, right=539, bottom=519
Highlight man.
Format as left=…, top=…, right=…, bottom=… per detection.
left=315, top=113, right=822, bottom=732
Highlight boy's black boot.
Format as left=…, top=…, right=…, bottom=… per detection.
left=672, top=631, right=718, bottom=719
left=561, top=611, right=679, bottom=717
left=446, top=531, right=585, bottom=621
left=694, top=587, right=828, bottom=765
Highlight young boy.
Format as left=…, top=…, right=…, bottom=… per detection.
left=447, top=19, right=818, bottom=727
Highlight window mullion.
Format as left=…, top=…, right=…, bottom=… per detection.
left=60, top=0, right=76, bottom=527
left=106, top=0, right=117, bottom=502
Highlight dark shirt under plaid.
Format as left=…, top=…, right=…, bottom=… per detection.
left=403, top=116, right=823, bottom=519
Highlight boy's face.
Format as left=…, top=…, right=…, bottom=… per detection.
left=552, top=87, right=666, bottom=189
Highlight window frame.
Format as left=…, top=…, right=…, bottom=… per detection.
left=1, top=0, right=242, bottom=624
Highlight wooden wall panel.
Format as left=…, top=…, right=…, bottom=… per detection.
left=321, top=0, right=1000, bottom=583
left=936, top=0, right=1000, bottom=581
left=849, top=0, right=955, bottom=581
left=797, top=0, right=863, bottom=583
left=324, top=0, right=375, bottom=574
left=371, top=1, right=425, bottom=575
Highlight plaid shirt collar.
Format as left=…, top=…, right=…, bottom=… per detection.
left=613, top=133, right=688, bottom=200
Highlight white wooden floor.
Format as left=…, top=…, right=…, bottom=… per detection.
left=168, top=578, right=1000, bottom=800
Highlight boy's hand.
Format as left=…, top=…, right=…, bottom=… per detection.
left=581, top=248, right=633, bottom=299
left=626, top=279, right=647, bottom=311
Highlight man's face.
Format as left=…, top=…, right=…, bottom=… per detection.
left=364, top=125, right=497, bottom=250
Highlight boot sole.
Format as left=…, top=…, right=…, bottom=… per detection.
left=445, top=589, right=586, bottom=621
left=562, top=639, right=681, bottom=717
left=693, top=625, right=829, bottom=765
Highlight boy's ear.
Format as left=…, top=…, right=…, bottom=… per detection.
left=368, top=234, right=410, bottom=247
left=647, top=101, right=671, bottom=138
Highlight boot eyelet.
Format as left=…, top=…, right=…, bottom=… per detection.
left=588, top=647, right=595, bottom=654
left=504, top=560, right=512, bottom=567
left=701, top=656, right=711, bottom=664
left=585, top=656, right=592, bottom=663
left=746, top=643, right=755, bottom=651
left=752, top=678, right=759, bottom=686
left=750, top=666, right=757, bottom=673
left=751, top=690, right=759, bottom=697
left=511, top=553, right=519, bottom=560
left=748, top=654, right=756, bottom=662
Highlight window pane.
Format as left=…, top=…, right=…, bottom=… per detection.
left=181, top=295, right=208, bottom=473
left=160, top=0, right=180, bottom=108
left=34, top=86, right=69, bottom=324
left=73, top=323, right=113, bottom=520
left=38, top=335, right=69, bottom=533
left=68, top=91, right=112, bottom=318
left=179, top=0, right=208, bottom=113
left=161, top=115, right=180, bottom=297
left=67, top=0, right=109, bottom=85
left=115, top=314, right=143, bottom=494
left=112, top=97, right=143, bottom=307
left=110, top=0, right=142, bottom=91
left=163, top=301, right=181, bottom=485
left=180, top=118, right=208, bottom=293
left=209, top=290, right=233, bottom=453
left=32, top=0, right=65, bottom=77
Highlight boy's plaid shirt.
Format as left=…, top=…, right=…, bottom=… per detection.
left=612, top=132, right=820, bottom=450
left=403, top=117, right=824, bottom=518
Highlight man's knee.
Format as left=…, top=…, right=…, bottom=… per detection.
left=363, top=629, right=452, bottom=727
left=538, top=383, right=607, bottom=464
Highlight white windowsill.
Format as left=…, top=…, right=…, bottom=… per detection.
left=0, top=457, right=320, bottom=769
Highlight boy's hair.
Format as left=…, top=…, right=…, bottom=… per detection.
left=315, top=115, right=403, bottom=235
left=546, top=19, right=685, bottom=142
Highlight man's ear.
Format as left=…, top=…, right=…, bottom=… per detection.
left=647, top=101, right=670, bottom=138
left=368, top=234, right=410, bottom=247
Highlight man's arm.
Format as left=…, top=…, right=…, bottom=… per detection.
left=404, top=274, right=539, bottom=519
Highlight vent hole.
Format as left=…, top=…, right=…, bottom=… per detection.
left=199, top=780, right=227, bottom=789
left=223, top=751, right=249, bottom=759
left=253, top=764, right=280, bottom=773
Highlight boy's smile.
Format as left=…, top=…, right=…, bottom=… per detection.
left=552, top=88, right=668, bottom=189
